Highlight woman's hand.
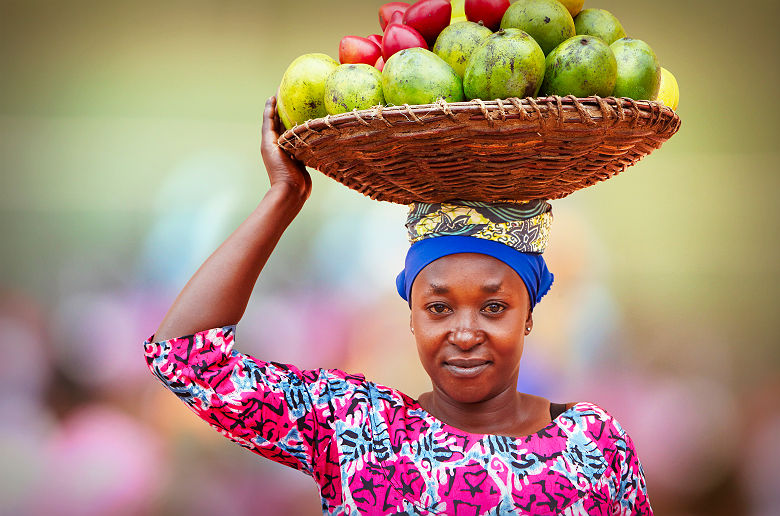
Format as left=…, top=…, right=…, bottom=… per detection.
left=261, top=96, right=312, bottom=202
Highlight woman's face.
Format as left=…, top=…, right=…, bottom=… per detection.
left=410, top=253, right=532, bottom=405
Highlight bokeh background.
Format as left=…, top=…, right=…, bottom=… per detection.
left=1, top=0, right=778, bottom=514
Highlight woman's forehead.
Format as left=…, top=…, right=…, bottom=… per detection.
left=416, top=253, right=521, bottom=287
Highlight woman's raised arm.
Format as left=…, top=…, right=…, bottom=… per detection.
left=153, top=96, right=311, bottom=342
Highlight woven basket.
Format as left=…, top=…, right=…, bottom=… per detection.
left=277, top=95, right=681, bottom=204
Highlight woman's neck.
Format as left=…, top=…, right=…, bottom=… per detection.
left=418, top=386, right=551, bottom=437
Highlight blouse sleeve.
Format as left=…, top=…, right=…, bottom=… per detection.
left=611, top=424, right=653, bottom=515
left=143, top=325, right=362, bottom=476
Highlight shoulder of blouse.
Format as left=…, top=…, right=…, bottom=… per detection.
left=565, top=401, right=635, bottom=445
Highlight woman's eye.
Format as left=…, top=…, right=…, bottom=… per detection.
left=483, top=303, right=505, bottom=314
left=427, top=303, right=450, bottom=314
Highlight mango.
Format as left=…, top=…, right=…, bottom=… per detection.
left=557, top=0, right=584, bottom=18
left=278, top=53, right=338, bottom=128
left=611, top=38, right=661, bottom=100
left=324, top=64, right=385, bottom=115
left=500, top=0, right=575, bottom=55
left=433, top=21, right=494, bottom=78
left=463, top=28, right=546, bottom=100
left=574, top=8, right=625, bottom=45
left=382, top=47, right=464, bottom=105
left=276, top=88, right=294, bottom=130
left=540, top=35, right=617, bottom=97
left=655, top=66, right=679, bottom=110
left=452, top=0, right=466, bottom=19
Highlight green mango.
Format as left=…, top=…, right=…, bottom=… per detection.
left=463, top=28, right=546, bottom=100
left=611, top=38, right=661, bottom=100
left=324, top=64, right=385, bottom=115
left=433, top=21, right=494, bottom=78
left=278, top=53, right=338, bottom=128
left=500, top=0, right=575, bottom=55
left=573, top=8, right=626, bottom=45
left=382, top=48, right=464, bottom=105
left=541, top=35, right=616, bottom=97
left=276, top=88, right=294, bottom=131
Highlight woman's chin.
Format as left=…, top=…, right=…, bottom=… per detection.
left=438, top=384, right=492, bottom=405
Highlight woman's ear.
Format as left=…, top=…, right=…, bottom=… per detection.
left=524, top=311, right=533, bottom=335
left=409, top=314, right=414, bottom=335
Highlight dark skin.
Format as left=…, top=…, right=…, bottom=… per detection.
left=154, top=96, right=568, bottom=437
left=411, top=253, right=563, bottom=437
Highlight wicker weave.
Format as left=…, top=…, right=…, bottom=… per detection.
left=277, top=95, right=681, bottom=204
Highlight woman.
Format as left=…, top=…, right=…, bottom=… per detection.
left=145, top=97, right=652, bottom=514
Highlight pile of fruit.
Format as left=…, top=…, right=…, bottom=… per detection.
left=276, top=0, right=680, bottom=131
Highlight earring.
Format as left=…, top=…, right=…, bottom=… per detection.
left=410, top=327, right=415, bottom=334
left=526, top=327, right=531, bottom=332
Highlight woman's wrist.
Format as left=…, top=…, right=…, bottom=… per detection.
left=268, top=180, right=308, bottom=203
left=263, top=182, right=308, bottom=219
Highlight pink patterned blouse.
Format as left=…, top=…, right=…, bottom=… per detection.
left=144, top=325, right=652, bottom=515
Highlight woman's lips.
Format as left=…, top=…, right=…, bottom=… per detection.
left=443, top=358, right=491, bottom=378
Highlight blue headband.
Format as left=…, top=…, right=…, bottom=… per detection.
left=396, top=235, right=554, bottom=310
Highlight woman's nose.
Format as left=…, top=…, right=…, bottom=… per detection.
left=447, top=318, right=485, bottom=350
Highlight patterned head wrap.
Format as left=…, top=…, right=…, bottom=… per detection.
left=396, top=200, right=554, bottom=310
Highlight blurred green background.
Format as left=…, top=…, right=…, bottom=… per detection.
left=1, top=1, right=778, bottom=514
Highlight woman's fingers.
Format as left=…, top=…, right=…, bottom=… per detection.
left=262, top=97, right=276, bottom=140
left=261, top=97, right=281, bottom=159
left=259, top=95, right=311, bottom=198
left=269, top=96, right=280, bottom=133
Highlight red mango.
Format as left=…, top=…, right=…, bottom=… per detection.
left=387, top=10, right=405, bottom=26
left=382, top=22, right=428, bottom=60
left=339, top=35, right=382, bottom=65
left=379, top=2, right=411, bottom=31
left=465, top=0, right=510, bottom=31
left=403, top=0, right=452, bottom=47
left=367, top=34, right=383, bottom=47
left=375, top=56, right=385, bottom=71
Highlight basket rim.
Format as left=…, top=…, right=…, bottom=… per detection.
left=278, top=95, right=677, bottom=147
